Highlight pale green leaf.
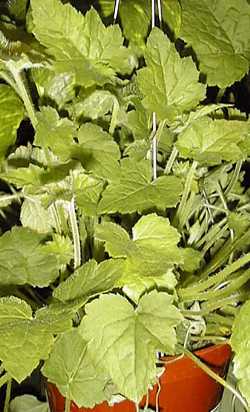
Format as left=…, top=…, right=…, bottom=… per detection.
left=231, top=300, right=250, bottom=406
left=20, top=198, right=53, bottom=233
left=0, top=84, right=25, bottom=159
left=176, top=117, right=249, bottom=165
left=32, top=68, right=75, bottom=108
left=73, top=90, right=116, bottom=120
left=34, top=107, right=75, bottom=161
left=180, top=0, right=250, bottom=87
left=126, top=99, right=150, bottom=140
left=53, top=259, right=123, bottom=303
left=31, top=1, right=134, bottom=86
left=42, top=329, right=109, bottom=408
left=121, top=270, right=177, bottom=303
left=80, top=291, right=183, bottom=402
left=0, top=297, right=54, bottom=382
left=96, top=214, right=182, bottom=296
left=137, top=28, right=205, bottom=122
left=98, top=159, right=183, bottom=214
left=74, top=172, right=104, bottom=216
left=41, top=234, right=73, bottom=266
left=162, top=0, right=182, bottom=37
left=179, top=247, right=202, bottom=272
left=10, top=395, right=49, bottom=412
left=72, top=123, right=120, bottom=180
left=0, top=227, right=69, bottom=286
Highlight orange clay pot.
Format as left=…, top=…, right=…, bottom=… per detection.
left=47, top=343, right=231, bottom=412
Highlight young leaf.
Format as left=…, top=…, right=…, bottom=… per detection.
left=119, top=0, right=150, bottom=50
left=231, top=300, right=250, bottom=406
left=31, top=0, right=134, bottom=86
left=42, top=329, right=109, bottom=408
left=20, top=198, right=53, bottom=233
left=98, top=159, right=183, bottom=214
left=0, top=85, right=25, bottom=159
left=0, top=297, right=54, bottom=382
left=72, top=123, right=120, bottom=181
left=74, top=173, right=104, bottom=217
left=32, top=68, right=75, bottom=109
left=34, top=107, right=75, bottom=160
left=96, top=214, right=182, bottom=297
left=176, top=117, right=249, bottom=165
left=53, top=259, right=124, bottom=303
left=0, top=227, right=70, bottom=286
left=137, top=28, right=205, bottom=123
left=73, top=90, right=116, bottom=120
left=180, top=0, right=250, bottom=87
left=80, top=291, right=183, bottom=403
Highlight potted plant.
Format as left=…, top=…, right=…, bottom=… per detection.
left=0, top=0, right=249, bottom=411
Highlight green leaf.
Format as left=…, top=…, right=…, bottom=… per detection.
left=180, top=247, right=202, bottom=272
left=0, top=84, right=25, bottom=159
left=120, top=270, right=177, bottom=303
left=176, top=117, right=249, bottom=165
left=0, top=164, right=44, bottom=188
left=10, top=395, right=49, bottom=412
left=32, top=68, right=75, bottom=109
left=41, top=234, right=73, bottom=266
left=42, top=329, right=109, bottom=408
left=72, top=123, right=120, bottom=180
left=119, top=0, right=150, bottom=50
left=7, top=0, right=29, bottom=22
left=0, top=297, right=54, bottom=382
left=74, top=173, right=104, bottom=216
left=231, top=300, right=250, bottom=406
left=0, top=227, right=70, bottom=286
left=53, top=259, right=124, bottom=303
left=137, top=28, right=205, bottom=123
left=162, top=0, right=182, bottom=37
left=80, top=291, right=183, bottom=402
left=20, top=198, right=53, bottom=233
left=126, top=99, right=150, bottom=140
left=98, top=159, right=183, bottom=214
left=34, top=107, right=75, bottom=161
left=31, top=1, right=134, bottom=86
left=180, top=0, right=250, bottom=87
left=96, top=214, right=182, bottom=299
left=72, top=90, right=116, bottom=120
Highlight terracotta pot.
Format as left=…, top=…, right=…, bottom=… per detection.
left=47, top=343, right=231, bottom=412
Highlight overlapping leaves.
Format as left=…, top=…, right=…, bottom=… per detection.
left=31, top=0, right=134, bottom=86
left=0, top=297, right=72, bottom=382
left=80, top=291, right=183, bottom=402
left=98, top=159, right=183, bottom=213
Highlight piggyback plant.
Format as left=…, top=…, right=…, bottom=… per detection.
left=0, top=0, right=249, bottom=410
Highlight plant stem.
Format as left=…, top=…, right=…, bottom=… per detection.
left=164, top=146, right=178, bottom=174
left=68, top=199, right=81, bottom=269
left=6, top=62, right=37, bottom=128
left=64, top=398, right=71, bottom=412
left=180, top=346, right=248, bottom=411
left=109, top=98, right=119, bottom=135
left=174, top=160, right=198, bottom=229
left=179, top=253, right=250, bottom=301
left=0, top=374, right=10, bottom=390
left=3, top=378, right=11, bottom=412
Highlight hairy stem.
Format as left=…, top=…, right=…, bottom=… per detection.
left=68, top=199, right=81, bottom=269
left=0, top=374, right=10, bottom=390
left=174, top=160, right=198, bottom=229
left=64, top=398, right=71, bottom=412
left=3, top=378, right=11, bottom=412
left=179, top=253, right=250, bottom=301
